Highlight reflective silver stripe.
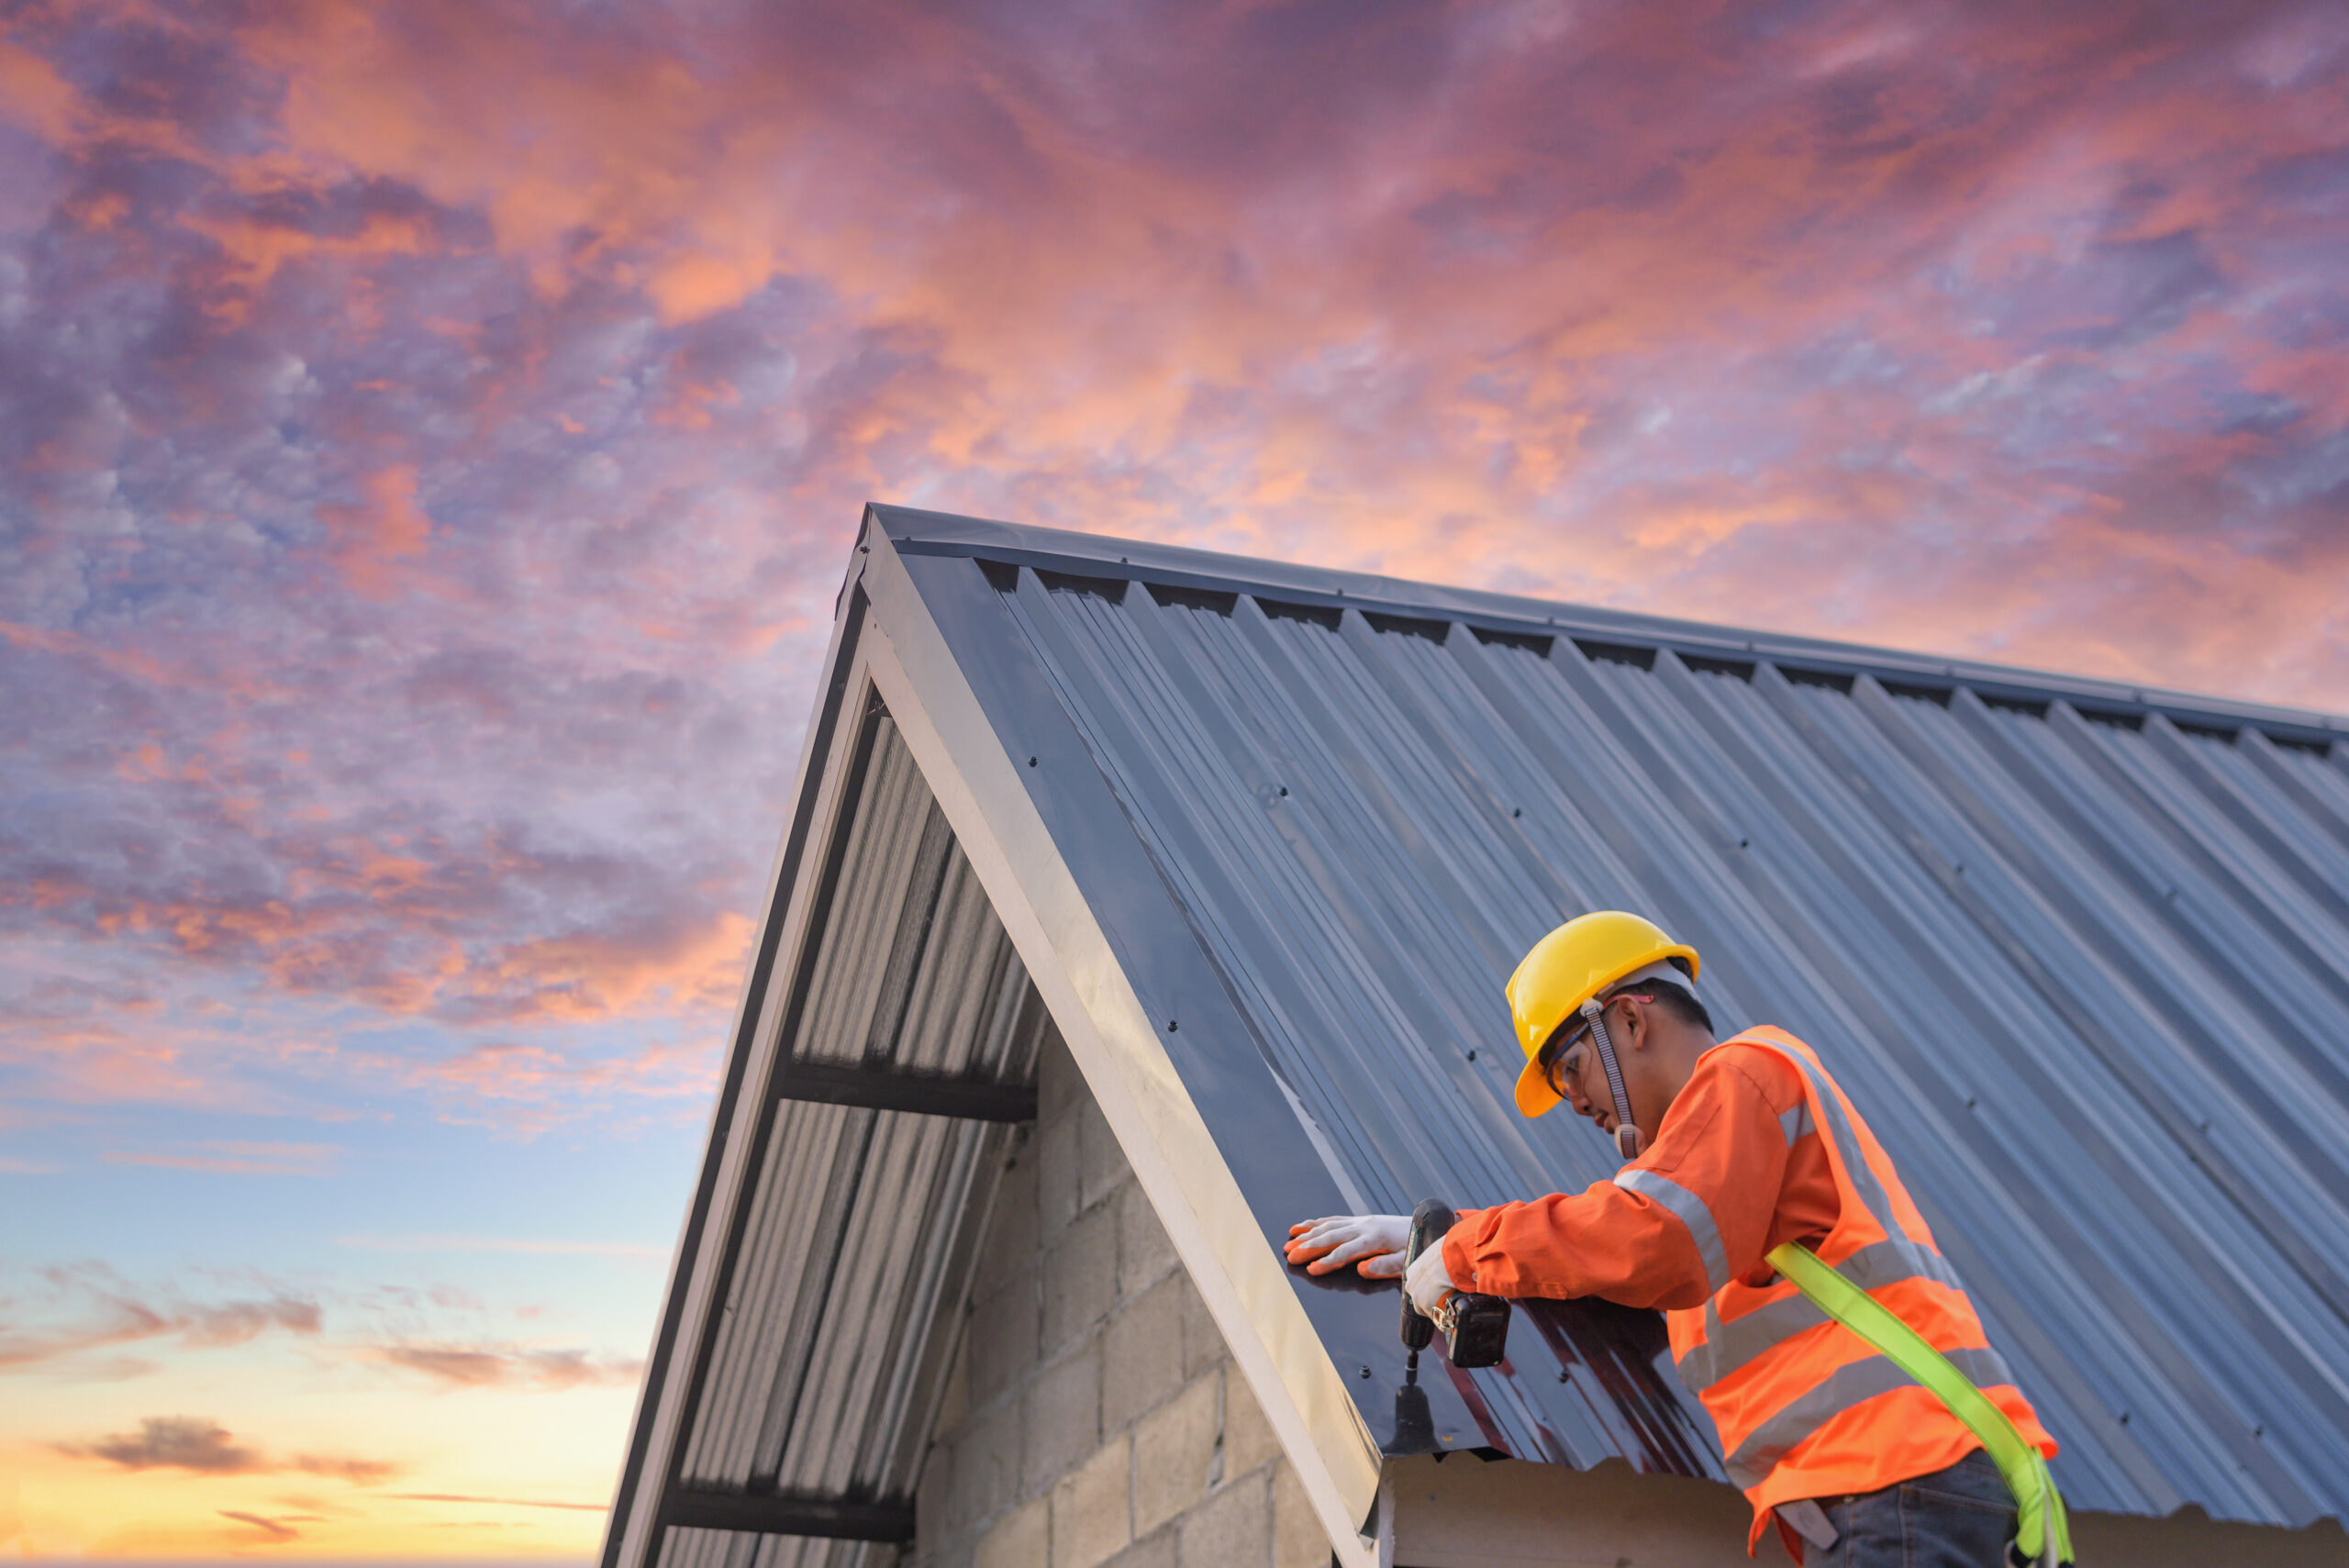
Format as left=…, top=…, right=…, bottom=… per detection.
left=1742, top=1039, right=1901, bottom=1237
left=1844, top=1236, right=1966, bottom=1294
left=1680, top=1292, right=1828, bottom=1394
left=1723, top=1346, right=2020, bottom=1488
left=1674, top=1238, right=1971, bottom=1392
left=1779, top=1102, right=1813, bottom=1145
left=1615, top=1166, right=1730, bottom=1294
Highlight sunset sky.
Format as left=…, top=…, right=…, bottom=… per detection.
left=3, top=0, right=2345, bottom=1559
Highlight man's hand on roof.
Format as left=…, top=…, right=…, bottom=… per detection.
left=1284, top=1214, right=1409, bottom=1277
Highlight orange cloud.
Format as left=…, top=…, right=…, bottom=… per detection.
left=0, top=38, right=79, bottom=140
left=318, top=465, right=433, bottom=599
left=217, top=1509, right=303, bottom=1541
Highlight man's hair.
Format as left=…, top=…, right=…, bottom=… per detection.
left=1605, top=976, right=1713, bottom=1036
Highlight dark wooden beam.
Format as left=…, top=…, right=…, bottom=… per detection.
left=772, top=1060, right=1037, bottom=1122
left=662, top=1488, right=916, bottom=1542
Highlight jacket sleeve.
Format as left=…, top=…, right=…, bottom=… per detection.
left=1441, top=1047, right=1802, bottom=1311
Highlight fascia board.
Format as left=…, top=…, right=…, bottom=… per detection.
left=871, top=506, right=2343, bottom=746
left=855, top=524, right=1386, bottom=1567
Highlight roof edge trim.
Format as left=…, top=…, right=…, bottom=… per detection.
left=867, top=505, right=2343, bottom=747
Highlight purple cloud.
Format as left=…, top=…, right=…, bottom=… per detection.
left=67, top=1415, right=262, bottom=1473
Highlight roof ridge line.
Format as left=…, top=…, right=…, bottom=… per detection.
left=865, top=505, right=2345, bottom=745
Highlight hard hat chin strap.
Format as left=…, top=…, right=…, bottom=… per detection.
left=1578, top=996, right=1643, bottom=1160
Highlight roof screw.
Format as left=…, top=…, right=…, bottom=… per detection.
left=1466, top=1050, right=1477, bottom=1062
left=1278, top=786, right=1288, bottom=797
left=1029, top=756, right=1039, bottom=767
left=1558, top=1370, right=1570, bottom=1383
left=1511, top=807, right=1522, bottom=818
left=1359, top=1366, right=1372, bottom=1379
left=1167, top=1019, right=1178, bottom=1032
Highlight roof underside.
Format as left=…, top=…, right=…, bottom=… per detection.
left=653, top=702, right=1053, bottom=1568
left=885, top=510, right=2349, bottom=1529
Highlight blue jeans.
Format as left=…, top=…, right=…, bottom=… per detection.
left=1805, top=1451, right=2018, bottom=1567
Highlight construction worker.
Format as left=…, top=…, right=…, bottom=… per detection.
left=1285, top=912, right=2068, bottom=1567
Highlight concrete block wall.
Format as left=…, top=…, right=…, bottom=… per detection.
left=909, top=1032, right=1330, bottom=1568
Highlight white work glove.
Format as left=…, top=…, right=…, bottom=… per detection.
left=1284, top=1214, right=1410, bottom=1278
left=1404, top=1233, right=1457, bottom=1317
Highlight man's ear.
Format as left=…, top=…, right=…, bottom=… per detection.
left=1617, top=995, right=1649, bottom=1051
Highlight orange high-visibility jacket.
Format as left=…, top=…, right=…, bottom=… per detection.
left=1444, top=1026, right=2055, bottom=1553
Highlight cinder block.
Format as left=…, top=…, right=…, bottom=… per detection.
left=976, top=1140, right=1040, bottom=1297
left=1177, top=1469, right=1271, bottom=1568
left=1039, top=1108, right=1082, bottom=1237
left=1051, top=1432, right=1133, bottom=1568
left=918, top=1429, right=955, bottom=1547
left=1176, top=1271, right=1226, bottom=1379
left=1270, top=1458, right=1328, bottom=1568
left=1105, top=1525, right=1177, bottom=1568
left=1042, top=1199, right=1119, bottom=1353
left=1077, top=1096, right=1129, bottom=1209
left=1023, top=1336, right=1103, bottom=1490
left=1132, top=1371, right=1219, bottom=1537
left=1102, top=1273, right=1186, bottom=1432
left=933, top=1332, right=972, bottom=1438
left=1220, top=1365, right=1283, bottom=1478
left=918, top=1540, right=974, bottom=1568
left=1117, top=1180, right=1179, bottom=1298
left=951, top=1396, right=1023, bottom=1530
left=1038, top=1026, right=1084, bottom=1124
left=966, top=1276, right=1039, bottom=1407
left=976, top=1496, right=1049, bottom=1568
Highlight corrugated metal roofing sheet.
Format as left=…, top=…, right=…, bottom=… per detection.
left=880, top=510, right=2349, bottom=1529
left=652, top=705, right=1053, bottom=1568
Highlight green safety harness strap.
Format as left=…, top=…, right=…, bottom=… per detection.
left=1766, top=1242, right=2074, bottom=1567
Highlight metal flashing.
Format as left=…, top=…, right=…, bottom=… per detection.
left=877, top=507, right=2344, bottom=751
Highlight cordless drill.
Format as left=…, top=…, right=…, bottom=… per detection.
left=1398, top=1198, right=1511, bottom=1370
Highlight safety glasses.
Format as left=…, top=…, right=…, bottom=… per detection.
left=1538, top=1018, right=1591, bottom=1096
left=1537, top=991, right=1653, bottom=1098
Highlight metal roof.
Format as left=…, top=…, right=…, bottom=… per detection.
left=607, top=506, right=2349, bottom=1568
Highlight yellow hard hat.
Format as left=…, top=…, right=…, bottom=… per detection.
left=1508, top=911, right=1699, bottom=1118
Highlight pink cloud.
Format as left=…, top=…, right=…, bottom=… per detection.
left=102, top=1140, right=340, bottom=1177
left=372, top=1342, right=641, bottom=1392
left=317, top=464, right=434, bottom=600
left=0, top=1263, right=322, bottom=1373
